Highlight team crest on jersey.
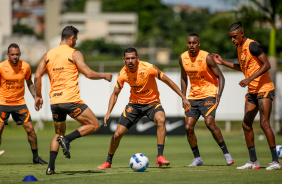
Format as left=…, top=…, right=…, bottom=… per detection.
left=197, top=60, right=203, bottom=66
left=126, top=106, right=133, bottom=113
left=139, top=72, right=145, bottom=79
left=1, top=112, right=6, bottom=118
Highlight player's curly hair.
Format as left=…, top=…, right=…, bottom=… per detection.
left=229, top=21, right=244, bottom=32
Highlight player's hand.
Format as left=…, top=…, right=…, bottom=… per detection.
left=211, top=54, right=223, bottom=65
left=239, top=78, right=250, bottom=88
left=183, top=98, right=191, bottom=111
left=105, top=74, right=113, bottom=82
left=103, top=112, right=111, bottom=126
left=34, top=96, right=43, bottom=111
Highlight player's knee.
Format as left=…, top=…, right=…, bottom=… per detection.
left=242, top=122, right=252, bottom=131
left=155, top=117, right=165, bottom=127
left=260, top=120, right=270, bottom=130
left=185, top=124, right=194, bottom=134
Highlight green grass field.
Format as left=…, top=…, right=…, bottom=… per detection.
left=0, top=121, right=282, bottom=184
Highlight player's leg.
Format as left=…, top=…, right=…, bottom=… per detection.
left=47, top=121, right=66, bottom=175
left=257, top=97, right=281, bottom=170
left=185, top=116, right=203, bottom=166
left=97, top=122, right=128, bottom=169
left=237, top=98, right=260, bottom=169
left=98, top=103, right=139, bottom=169
left=0, top=122, right=5, bottom=155
left=204, top=116, right=234, bottom=165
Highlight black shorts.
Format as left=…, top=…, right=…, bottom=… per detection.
left=185, top=97, right=217, bottom=121
left=0, top=105, right=32, bottom=125
left=118, top=102, right=165, bottom=129
left=245, top=89, right=275, bottom=106
left=50, top=102, right=88, bottom=122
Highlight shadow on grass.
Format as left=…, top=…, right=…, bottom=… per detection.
left=60, top=170, right=103, bottom=175
left=0, top=163, right=37, bottom=165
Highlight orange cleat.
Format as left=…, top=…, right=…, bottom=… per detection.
left=156, top=155, right=170, bottom=167
left=97, top=162, right=111, bottom=169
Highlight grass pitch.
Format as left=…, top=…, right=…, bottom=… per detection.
left=0, top=121, right=282, bottom=184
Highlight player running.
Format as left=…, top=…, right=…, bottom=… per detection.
left=212, top=21, right=281, bottom=170
left=0, top=43, right=47, bottom=164
left=180, top=33, right=234, bottom=166
left=34, top=26, right=112, bottom=175
left=97, top=47, right=191, bottom=169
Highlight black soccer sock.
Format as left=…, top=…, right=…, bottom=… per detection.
left=48, top=151, right=58, bottom=170
left=106, top=153, right=114, bottom=164
left=31, top=148, right=39, bottom=159
left=270, top=146, right=279, bottom=163
left=65, top=130, right=81, bottom=143
left=218, top=141, right=229, bottom=154
left=191, top=145, right=200, bottom=158
left=157, top=144, right=164, bottom=157
left=248, top=145, right=257, bottom=162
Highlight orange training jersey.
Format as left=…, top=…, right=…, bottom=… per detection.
left=0, top=60, right=31, bottom=105
left=181, top=50, right=218, bottom=100
left=237, top=38, right=274, bottom=93
left=46, top=45, right=82, bottom=104
left=116, top=61, right=164, bottom=104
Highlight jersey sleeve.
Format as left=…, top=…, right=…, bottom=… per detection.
left=115, top=71, right=125, bottom=89
left=249, top=42, right=264, bottom=57
left=25, top=64, right=32, bottom=80
left=149, top=65, right=164, bottom=80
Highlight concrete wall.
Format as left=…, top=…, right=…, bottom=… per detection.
left=23, top=71, right=282, bottom=123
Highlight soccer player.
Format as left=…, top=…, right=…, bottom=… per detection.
left=212, top=21, right=281, bottom=170
left=34, top=26, right=112, bottom=175
left=0, top=43, right=47, bottom=164
left=179, top=33, right=234, bottom=166
left=97, top=47, right=191, bottom=169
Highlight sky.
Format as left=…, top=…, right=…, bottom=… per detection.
left=161, top=0, right=245, bottom=12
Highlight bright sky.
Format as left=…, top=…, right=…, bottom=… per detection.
left=161, top=0, right=245, bottom=12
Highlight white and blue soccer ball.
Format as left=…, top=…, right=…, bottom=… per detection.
left=276, top=145, right=282, bottom=159
left=130, top=153, right=149, bottom=172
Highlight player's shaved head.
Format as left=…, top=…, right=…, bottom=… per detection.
left=229, top=21, right=244, bottom=32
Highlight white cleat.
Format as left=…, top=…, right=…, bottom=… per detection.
left=237, top=160, right=260, bottom=170
left=0, top=150, right=4, bottom=156
left=266, top=161, right=282, bottom=170
left=224, top=153, right=234, bottom=165
left=188, top=157, right=203, bottom=166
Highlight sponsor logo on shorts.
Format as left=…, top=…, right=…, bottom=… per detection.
left=69, top=108, right=82, bottom=118
left=1, top=112, right=6, bottom=118
left=204, top=101, right=214, bottom=106
left=126, top=106, right=133, bottom=113
left=19, top=108, right=28, bottom=114
left=53, top=114, right=58, bottom=119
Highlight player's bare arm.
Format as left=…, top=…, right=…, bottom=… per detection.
left=73, top=50, right=112, bottom=82
left=34, top=53, right=47, bottom=111
left=238, top=52, right=271, bottom=88
left=212, top=53, right=241, bottom=71
left=207, top=54, right=225, bottom=103
left=179, top=56, right=188, bottom=97
left=160, top=74, right=191, bottom=111
left=26, top=77, right=36, bottom=99
left=104, top=87, right=122, bottom=126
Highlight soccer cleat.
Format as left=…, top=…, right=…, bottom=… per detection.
left=46, top=167, right=55, bottom=175
left=237, top=160, right=260, bottom=169
left=33, top=156, right=48, bottom=165
left=0, top=150, right=4, bottom=156
left=156, top=155, right=170, bottom=167
left=224, top=153, right=234, bottom=165
left=57, top=136, right=71, bottom=158
left=266, top=161, right=282, bottom=170
left=188, top=157, right=203, bottom=166
left=97, top=162, right=111, bottom=169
